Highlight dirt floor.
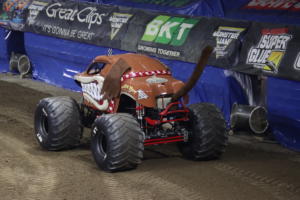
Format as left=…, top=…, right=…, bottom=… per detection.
left=0, top=74, right=300, bottom=200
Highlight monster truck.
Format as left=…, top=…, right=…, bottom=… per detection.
left=34, top=46, right=228, bottom=172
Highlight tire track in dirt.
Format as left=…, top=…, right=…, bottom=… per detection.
left=100, top=173, right=138, bottom=200
left=98, top=169, right=208, bottom=200
left=214, top=163, right=300, bottom=200
left=0, top=106, right=33, bottom=128
left=289, top=156, right=300, bottom=163
left=123, top=171, right=207, bottom=200
left=0, top=113, right=57, bottom=200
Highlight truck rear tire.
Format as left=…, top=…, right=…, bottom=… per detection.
left=178, top=103, right=228, bottom=160
left=91, top=113, right=144, bottom=172
left=34, top=96, right=82, bottom=151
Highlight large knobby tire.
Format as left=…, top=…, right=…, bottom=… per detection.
left=178, top=103, right=228, bottom=160
left=34, top=96, right=82, bottom=151
left=91, top=113, right=144, bottom=172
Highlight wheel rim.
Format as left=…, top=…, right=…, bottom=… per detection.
left=40, top=111, right=49, bottom=137
left=98, top=131, right=108, bottom=159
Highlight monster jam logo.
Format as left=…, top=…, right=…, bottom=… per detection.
left=27, top=1, right=49, bottom=25
left=213, top=26, right=246, bottom=58
left=247, top=28, right=292, bottom=73
left=109, top=12, right=132, bottom=40
left=141, top=15, right=198, bottom=46
left=293, top=52, right=300, bottom=70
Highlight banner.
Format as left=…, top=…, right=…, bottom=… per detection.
left=26, top=0, right=123, bottom=48
left=206, top=18, right=251, bottom=69
left=238, top=23, right=300, bottom=81
left=136, top=15, right=211, bottom=62
left=1, top=0, right=300, bottom=82
left=24, top=0, right=214, bottom=62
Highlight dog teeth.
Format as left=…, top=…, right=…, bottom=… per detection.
left=81, top=82, right=102, bottom=101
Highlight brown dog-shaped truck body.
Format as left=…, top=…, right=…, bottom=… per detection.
left=74, top=46, right=213, bottom=113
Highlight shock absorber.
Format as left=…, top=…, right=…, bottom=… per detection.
left=136, top=103, right=145, bottom=130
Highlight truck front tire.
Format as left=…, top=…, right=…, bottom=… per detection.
left=34, top=96, right=82, bottom=151
left=91, top=113, right=144, bottom=172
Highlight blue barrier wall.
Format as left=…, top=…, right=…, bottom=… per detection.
left=267, top=77, right=300, bottom=151
left=0, top=29, right=27, bottom=73
left=0, top=27, right=9, bottom=72
left=24, top=32, right=127, bottom=91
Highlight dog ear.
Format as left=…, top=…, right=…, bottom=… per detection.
left=101, top=58, right=131, bottom=100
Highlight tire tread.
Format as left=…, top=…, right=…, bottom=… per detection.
left=91, top=113, right=144, bottom=172
left=34, top=96, right=82, bottom=151
left=178, top=103, right=228, bottom=160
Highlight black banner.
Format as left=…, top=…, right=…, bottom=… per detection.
left=1, top=0, right=300, bottom=82
left=27, top=0, right=127, bottom=48
left=237, top=23, right=300, bottom=81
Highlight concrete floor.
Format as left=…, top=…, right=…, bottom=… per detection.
left=0, top=74, right=299, bottom=200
